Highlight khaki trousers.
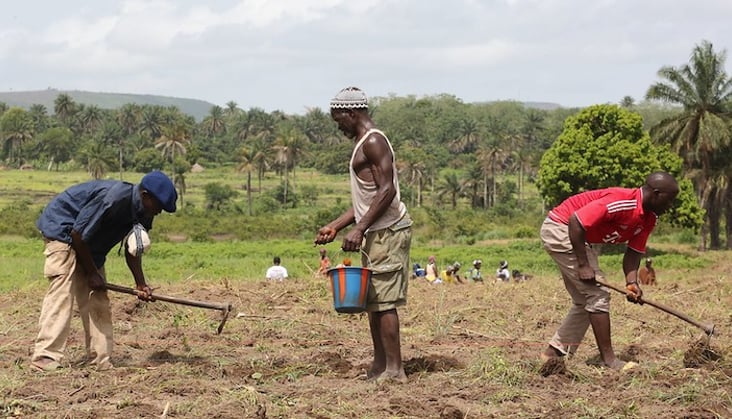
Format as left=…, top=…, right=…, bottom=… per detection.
left=362, top=213, right=412, bottom=312
left=32, top=240, right=113, bottom=368
left=540, top=218, right=611, bottom=356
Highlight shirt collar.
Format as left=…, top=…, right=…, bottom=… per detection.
left=637, top=187, right=646, bottom=216
left=132, top=184, right=146, bottom=220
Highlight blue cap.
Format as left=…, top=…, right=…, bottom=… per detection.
left=140, top=171, right=177, bottom=212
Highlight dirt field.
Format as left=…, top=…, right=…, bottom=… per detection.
left=1, top=258, right=731, bottom=418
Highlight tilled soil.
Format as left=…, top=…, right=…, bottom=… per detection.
left=1, top=275, right=730, bottom=418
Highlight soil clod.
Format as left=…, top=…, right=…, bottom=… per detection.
left=683, top=338, right=722, bottom=368
left=539, top=357, right=567, bottom=377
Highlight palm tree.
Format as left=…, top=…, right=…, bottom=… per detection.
left=139, top=105, right=164, bottom=140
left=79, top=105, right=104, bottom=135
left=620, top=96, right=635, bottom=108
left=29, top=104, right=49, bottom=132
left=0, top=108, right=34, bottom=166
left=449, top=118, right=481, bottom=153
left=272, top=125, right=309, bottom=205
left=172, top=157, right=191, bottom=208
left=248, top=107, right=277, bottom=145
left=117, top=104, right=141, bottom=137
left=155, top=121, right=190, bottom=165
left=645, top=40, right=732, bottom=249
left=397, top=146, right=427, bottom=208
left=225, top=101, right=240, bottom=117
left=299, top=107, right=341, bottom=145
left=248, top=137, right=271, bottom=193
left=203, top=105, right=226, bottom=137
left=236, top=146, right=257, bottom=215
left=53, top=93, right=76, bottom=125
left=475, top=139, right=506, bottom=208
left=81, top=141, right=116, bottom=179
left=436, top=172, right=464, bottom=209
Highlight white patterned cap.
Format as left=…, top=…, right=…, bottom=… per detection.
left=330, top=86, right=368, bottom=110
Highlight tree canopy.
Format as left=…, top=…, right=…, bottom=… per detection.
left=537, top=104, right=703, bottom=230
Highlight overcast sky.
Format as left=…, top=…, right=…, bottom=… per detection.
left=1, top=0, right=731, bottom=114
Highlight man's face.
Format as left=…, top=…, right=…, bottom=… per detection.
left=330, top=109, right=356, bottom=139
left=142, top=190, right=163, bottom=217
left=650, top=187, right=679, bottom=215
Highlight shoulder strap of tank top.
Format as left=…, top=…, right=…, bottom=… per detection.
left=354, top=129, right=393, bottom=156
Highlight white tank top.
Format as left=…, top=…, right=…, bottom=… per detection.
left=349, top=128, right=406, bottom=232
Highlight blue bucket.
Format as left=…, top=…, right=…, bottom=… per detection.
left=327, top=266, right=372, bottom=313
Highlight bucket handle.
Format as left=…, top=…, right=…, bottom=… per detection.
left=331, top=248, right=373, bottom=268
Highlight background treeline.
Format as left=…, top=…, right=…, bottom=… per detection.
left=1, top=40, right=731, bottom=249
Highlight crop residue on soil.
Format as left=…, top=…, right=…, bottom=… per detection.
left=539, top=357, right=567, bottom=377
left=683, top=338, right=722, bottom=368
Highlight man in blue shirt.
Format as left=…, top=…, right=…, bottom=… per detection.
left=31, top=171, right=177, bottom=372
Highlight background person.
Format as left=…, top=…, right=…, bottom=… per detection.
left=539, top=171, right=679, bottom=371
left=638, top=257, right=656, bottom=285
left=468, top=259, right=483, bottom=282
left=425, top=255, right=439, bottom=283
left=317, top=248, right=331, bottom=277
left=31, top=170, right=177, bottom=372
left=412, top=263, right=426, bottom=279
left=496, top=260, right=511, bottom=282
left=314, top=86, right=412, bottom=383
left=265, top=256, right=288, bottom=281
left=439, top=262, right=465, bottom=284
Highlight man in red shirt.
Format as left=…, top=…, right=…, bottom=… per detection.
left=539, top=172, right=679, bottom=370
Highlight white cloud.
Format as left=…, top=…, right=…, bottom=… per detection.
left=2, top=0, right=732, bottom=112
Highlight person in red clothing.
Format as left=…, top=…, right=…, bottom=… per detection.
left=539, top=172, right=679, bottom=370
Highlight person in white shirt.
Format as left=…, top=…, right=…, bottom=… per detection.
left=265, top=256, right=288, bottom=281
left=496, top=260, right=511, bottom=282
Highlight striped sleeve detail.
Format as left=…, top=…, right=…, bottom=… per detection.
left=606, top=199, right=637, bottom=213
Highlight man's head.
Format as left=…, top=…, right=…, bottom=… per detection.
left=319, top=248, right=327, bottom=257
left=330, top=86, right=369, bottom=139
left=140, top=171, right=177, bottom=215
left=646, top=257, right=653, bottom=267
left=499, top=260, right=508, bottom=270
left=473, top=259, right=482, bottom=268
left=641, top=171, right=679, bottom=215
left=273, top=256, right=281, bottom=265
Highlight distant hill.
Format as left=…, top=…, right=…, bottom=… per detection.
left=472, top=99, right=564, bottom=111
left=521, top=101, right=564, bottom=111
left=0, top=89, right=217, bottom=121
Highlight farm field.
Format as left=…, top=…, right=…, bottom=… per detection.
left=0, top=168, right=730, bottom=418
left=1, top=238, right=731, bottom=418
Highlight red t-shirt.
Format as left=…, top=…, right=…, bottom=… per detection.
left=547, top=187, right=657, bottom=253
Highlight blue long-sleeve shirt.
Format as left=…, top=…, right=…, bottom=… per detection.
left=36, top=180, right=153, bottom=268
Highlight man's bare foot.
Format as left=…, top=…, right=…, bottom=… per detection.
left=366, top=365, right=385, bottom=380
left=374, top=369, right=407, bottom=384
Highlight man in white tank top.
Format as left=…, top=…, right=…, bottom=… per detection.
left=314, top=87, right=412, bottom=383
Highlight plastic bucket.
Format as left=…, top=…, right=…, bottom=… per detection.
left=327, top=266, right=372, bottom=313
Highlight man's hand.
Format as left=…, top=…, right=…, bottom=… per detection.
left=577, top=265, right=596, bottom=282
left=341, top=227, right=365, bottom=252
left=626, top=282, right=643, bottom=304
left=135, top=284, right=155, bottom=301
left=314, top=226, right=337, bottom=245
left=88, top=271, right=107, bottom=291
